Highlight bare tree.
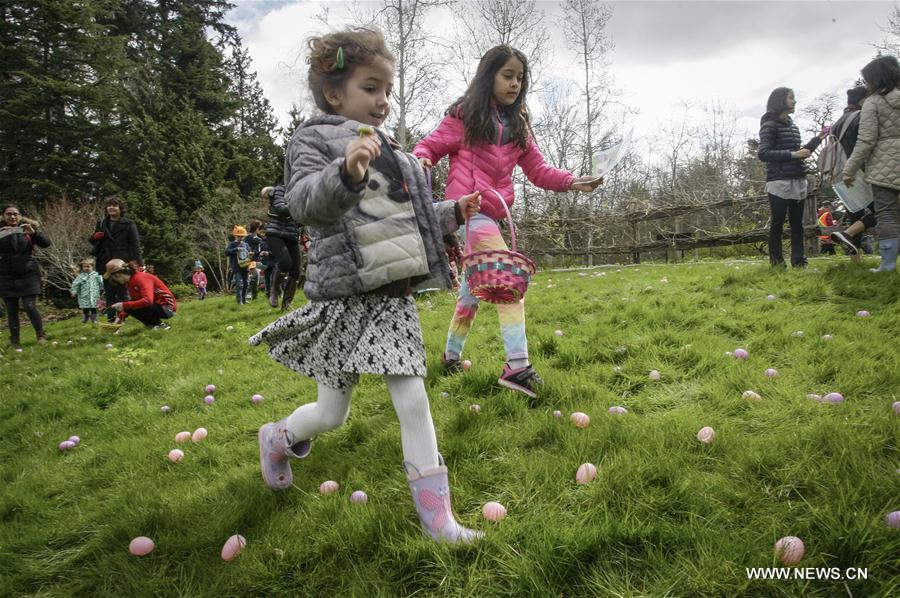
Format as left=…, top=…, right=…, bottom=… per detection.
left=799, top=92, right=839, bottom=135
left=875, top=3, right=900, bottom=55
left=655, top=102, right=699, bottom=195
left=33, top=197, right=97, bottom=292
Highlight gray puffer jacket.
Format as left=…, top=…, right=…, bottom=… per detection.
left=284, top=115, right=459, bottom=300
left=843, top=87, right=900, bottom=191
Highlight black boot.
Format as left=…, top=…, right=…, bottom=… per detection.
left=281, top=276, right=298, bottom=312
left=269, top=267, right=285, bottom=308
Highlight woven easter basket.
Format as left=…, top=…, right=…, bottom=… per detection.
left=461, top=190, right=535, bottom=304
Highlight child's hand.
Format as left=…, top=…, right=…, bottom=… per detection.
left=111, top=302, right=124, bottom=312
left=418, top=157, right=432, bottom=170
left=571, top=175, right=603, bottom=192
left=345, top=135, right=381, bottom=183
left=458, top=191, right=481, bottom=220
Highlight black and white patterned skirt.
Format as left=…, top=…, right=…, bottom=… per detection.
left=249, top=295, right=426, bottom=389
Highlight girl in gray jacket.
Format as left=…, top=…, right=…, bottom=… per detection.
left=250, top=28, right=483, bottom=544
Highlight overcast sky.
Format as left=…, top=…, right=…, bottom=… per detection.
left=227, top=1, right=897, bottom=157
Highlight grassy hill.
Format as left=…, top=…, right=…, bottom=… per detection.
left=1, top=258, right=898, bottom=597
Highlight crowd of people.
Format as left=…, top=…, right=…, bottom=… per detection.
left=1, top=24, right=897, bottom=544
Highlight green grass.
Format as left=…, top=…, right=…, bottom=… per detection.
left=1, top=257, right=898, bottom=597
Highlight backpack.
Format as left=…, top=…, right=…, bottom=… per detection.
left=817, top=111, right=860, bottom=185
left=236, top=243, right=252, bottom=269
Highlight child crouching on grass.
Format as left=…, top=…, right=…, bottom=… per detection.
left=70, top=258, right=104, bottom=324
left=250, top=27, right=483, bottom=543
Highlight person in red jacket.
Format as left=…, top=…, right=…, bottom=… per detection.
left=104, top=258, right=177, bottom=330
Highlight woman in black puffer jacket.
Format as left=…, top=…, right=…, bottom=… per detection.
left=0, top=205, right=50, bottom=348
left=758, top=88, right=826, bottom=267
left=262, top=185, right=304, bottom=311
left=89, top=196, right=143, bottom=321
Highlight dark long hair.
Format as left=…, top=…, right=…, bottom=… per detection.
left=765, top=87, right=794, bottom=117
left=448, top=45, right=532, bottom=150
left=861, top=55, right=900, bottom=96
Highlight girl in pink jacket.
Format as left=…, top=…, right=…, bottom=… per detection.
left=414, top=45, right=600, bottom=398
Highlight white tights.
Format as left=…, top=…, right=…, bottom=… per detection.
left=285, top=375, right=439, bottom=471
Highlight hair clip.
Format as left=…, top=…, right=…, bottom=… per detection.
left=336, top=47, right=345, bottom=70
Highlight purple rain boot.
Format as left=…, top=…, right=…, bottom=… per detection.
left=405, top=461, right=483, bottom=543
left=258, top=417, right=312, bottom=491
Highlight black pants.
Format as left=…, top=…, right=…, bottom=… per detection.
left=768, top=194, right=806, bottom=267
left=104, top=280, right=128, bottom=321
left=4, top=296, right=44, bottom=343
left=848, top=204, right=877, bottom=247
left=127, top=304, right=174, bottom=327
left=266, top=235, right=301, bottom=280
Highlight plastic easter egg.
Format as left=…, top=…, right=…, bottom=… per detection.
left=649, top=370, right=661, bottom=381
left=742, top=390, right=762, bottom=401
left=822, top=334, right=833, bottom=341
left=58, top=440, right=74, bottom=452
left=204, top=395, right=215, bottom=405
left=766, top=294, right=776, bottom=301
left=775, top=536, right=805, bottom=565
left=129, top=536, right=155, bottom=556
left=462, top=360, right=472, bottom=370
left=191, top=428, right=208, bottom=442
left=168, top=449, right=184, bottom=463
left=576, top=463, right=597, bottom=485
left=66, top=340, right=73, bottom=345
left=697, top=426, right=715, bottom=444
left=251, top=394, right=264, bottom=404
left=856, top=310, right=870, bottom=318
left=482, top=501, right=507, bottom=522
left=105, top=343, right=114, bottom=350
left=886, top=511, right=900, bottom=529
left=790, top=331, right=804, bottom=338
left=469, top=404, right=481, bottom=413
left=205, top=384, right=216, bottom=394
left=440, top=392, right=449, bottom=398
left=319, top=480, right=340, bottom=495
left=226, top=325, right=235, bottom=331
left=764, top=368, right=779, bottom=378
left=51, top=341, right=58, bottom=346
left=221, top=534, right=246, bottom=561
left=160, top=405, right=172, bottom=414
left=893, top=401, right=900, bottom=415
left=612, top=366, right=623, bottom=373
left=725, top=351, right=733, bottom=357
left=553, top=410, right=563, bottom=419
left=350, top=490, right=368, bottom=504
left=821, top=392, right=844, bottom=404
left=807, top=393, right=822, bottom=402
left=175, top=431, right=191, bottom=443
left=733, top=348, right=749, bottom=360
left=554, top=330, right=564, bottom=337
left=608, top=406, right=628, bottom=415
left=68, top=435, right=80, bottom=446
left=570, top=412, right=590, bottom=428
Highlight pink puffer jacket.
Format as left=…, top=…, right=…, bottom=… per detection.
left=414, top=110, right=574, bottom=222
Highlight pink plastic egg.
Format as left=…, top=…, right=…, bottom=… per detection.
left=128, top=536, right=155, bottom=556
left=319, top=480, right=340, bottom=494
left=554, top=330, right=564, bottom=337
left=764, top=368, right=779, bottom=378
left=58, top=440, right=74, bottom=452
left=766, top=294, right=776, bottom=301
left=205, top=384, right=216, bottom=394
left=649, top=370, right=661, bottom=381
left=191, top=428, right=208, bottom=442
left=482, top=501, right=507, bottom=522
left=350, top=490, right=368, bottom=504
left=856, top=310, right=870, bottom=318
left=733, top=348, right=749, bottom=360
left=893, top=401, right=900, bottom=415
left=570, top=412, right=590, bottom=428
left=204, top=395, right=215, bottom=405
left=469, top=404, right=481, bottom=413
left=221, top=534, right=246, bottom=561
left=160, top=405, right=171, bottom=414
left=821, top=392, right=844, bottom=404
left=168, top=449, right=184, bottom=463
left=775, top=536, right=805, bottom=565
left=807, top=393, right=822, bottom=402
left=742, top=390, right=762, bottom=401
left=697, top=426, right=715, bottom=444
left=462, top=360, right=472, bottom=370
left=576, top=463, right=597, bottom=485
left=553, top=410, right=563, bottom=419
left=174, top=431, right=190, bottom=443
left=886, top=511, right=900, bottom=528
left=608, top=406, right=628, bottom=415
left=67, top=435, right=80, bottom=446
left=251, top=394, right=264, bottom=404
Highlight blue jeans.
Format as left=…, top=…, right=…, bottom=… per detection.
left=232, top=270, right=248, bottom=303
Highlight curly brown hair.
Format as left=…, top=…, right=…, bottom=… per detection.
left=307, top=28, right=394, bottom=113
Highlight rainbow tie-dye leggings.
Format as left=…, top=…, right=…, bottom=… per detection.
left=445, top=214, right=528, bottom=361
